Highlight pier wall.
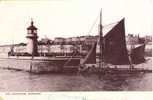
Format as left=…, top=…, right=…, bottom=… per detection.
left=0, top=58, right=31, bottom=71
left=0, top=57, right=62, bottom=73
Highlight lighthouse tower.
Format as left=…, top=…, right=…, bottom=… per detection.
left=26, top=20, right=38, bottom=56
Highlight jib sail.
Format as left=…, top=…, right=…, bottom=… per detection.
left=81, top=42, right=97, bottom=65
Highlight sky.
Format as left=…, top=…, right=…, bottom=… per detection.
left=0, top=0, right=152, bottom=45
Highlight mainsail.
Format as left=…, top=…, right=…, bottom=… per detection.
left=81, top=42, right=97, bottom=65
left=103, top=18, right=130, bottom=65
left=130, top=44, right=145, bottom=64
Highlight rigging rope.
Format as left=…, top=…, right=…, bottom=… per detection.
left=103, top=21, right=119, bottom=29
left=87, top=15, right=120, bottom=35
left=87, top=13, right=99, bottom=35
left=63, top=48, right=79, bottom=67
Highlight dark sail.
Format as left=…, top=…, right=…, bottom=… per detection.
left=103, top=18, right=130, bottom=65
left=81, top=42, right=97, bottom=65
left=130, top=44, right=145, bottom=64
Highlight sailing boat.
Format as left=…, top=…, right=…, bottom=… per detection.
left=80, top=10, right=147, bottom=73
left=103, top=18, right=146, bottom=66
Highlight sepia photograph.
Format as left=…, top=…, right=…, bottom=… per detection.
left=0, top=0, right=152, bottom=91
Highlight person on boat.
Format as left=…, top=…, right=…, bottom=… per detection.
left=128, top=52, right=134, bottom=70
left=78, top=64, right=92, bottom=75
left=114, top=65, right=118, bottom=69
left=77, top=64, right=85, bottom=75
left=78, top=64, right=86, bottom=72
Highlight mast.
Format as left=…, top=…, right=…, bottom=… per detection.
left=129, top=35, right=135, bottom=70
left=99, top=9, right=103, bottom=71
left=11, top=33, right=14, bottom=54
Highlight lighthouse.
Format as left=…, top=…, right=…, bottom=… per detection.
left=26, top=20, right=38, bottom=56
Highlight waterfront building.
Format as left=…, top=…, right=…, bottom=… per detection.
left=0, top=45, right=11, bottom=57
left=65, top=37, right=72, bottom=43
left=40, top=38, right=53, bottom=44
left=145, top=35, right=152, bottom=43
left=37, top=44, right=76, bottom=54
left=54, top=37, right=65, bottom=44
left=126, top=34, right=139, bottom=45
left=71, top=37, right=80, bottom=43
left=13, top=43, right=27, bottom=53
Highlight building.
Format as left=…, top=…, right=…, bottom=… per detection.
left=54, top=37, right=65, bottom=44
left=145, top=35, right=152, bottom=43
left=65, top=37, right=72, bottom=43
left=40, top=38, right=53, bottom=44
left=126, top=34, right=139, bottom=45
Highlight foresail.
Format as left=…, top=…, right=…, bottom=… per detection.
left=103, top=18, right=130, bottom=65
left=131, top=44, right=145, bottom=64
left=81, top=42, right=97, bottom=65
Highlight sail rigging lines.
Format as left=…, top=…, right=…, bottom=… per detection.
left=87, top=15, right=120, bottom=36
left=63, top=50, right=79, bottom=67
left=87, top=12, right=100, bottom=35
left=104, top=21, right=120, bottom=29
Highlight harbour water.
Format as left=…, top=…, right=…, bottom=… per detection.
left=0, top=68, right=152, bottom=91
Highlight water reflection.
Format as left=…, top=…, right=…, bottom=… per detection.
left=0, top=69, right=152, bottom=91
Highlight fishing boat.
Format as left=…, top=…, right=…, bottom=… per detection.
left=79, top=9, right=151, bottom=74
